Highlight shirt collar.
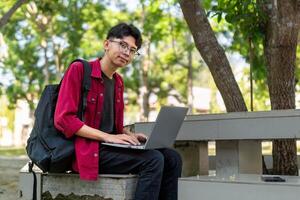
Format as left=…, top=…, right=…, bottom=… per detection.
left=89, top=58, right=102, bottom=79
left=90, top=58, right=123, bottom=87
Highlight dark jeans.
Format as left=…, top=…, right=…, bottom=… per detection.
left=99, top=145, right=182, bottom=200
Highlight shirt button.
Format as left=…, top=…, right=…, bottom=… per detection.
left=91, top=98, right=95, bottom=102
left=94, top=153, right=98, bottom=157
left=97, top=112, right=101, bottom=115
left=117, top=99, right=120, bottom=103
left=100, top=93, right=103, bottom=96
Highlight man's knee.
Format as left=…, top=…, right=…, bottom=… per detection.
left=144, top=150, right=164, bottom=172
left=162, top=148, right=182, bottom=172
left=172, top=149, right=182, bottom=169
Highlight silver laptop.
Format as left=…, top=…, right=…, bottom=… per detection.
left=101, top=106, right=188, bottom=149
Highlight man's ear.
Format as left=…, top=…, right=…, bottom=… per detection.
left=103, top=39, right=109, bottom=51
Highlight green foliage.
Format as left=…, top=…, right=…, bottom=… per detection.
left=0, top=0, right=236, bottom=118
left=0, top=147, right=26, bottom=156
left=206, top=0, right=269, bottom=111
left=120, top=0, right=201, bottom=111
left=0, top=0, right=110, bottom=110
left=208, top=0, right=267, bottom=76
left=208, top=0, right=266, bottom=37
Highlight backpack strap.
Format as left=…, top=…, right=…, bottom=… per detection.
left=70, top=59, right=92, bottom=122
left=28, top=161, right=37, bottom=200
left=79, top=59, right=92, bottom=122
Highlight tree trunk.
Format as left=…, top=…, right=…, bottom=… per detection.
left=187, top=34, right=194, bottom=114
left=0, top=0, right=28, bottom=29
left=179, top=0, right=247, bottom=112
left=263, top=0, right=299, bottom=175
left=248, top=38, right=254, bottom=111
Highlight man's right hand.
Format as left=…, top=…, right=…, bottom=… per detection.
left=103, top=133, right=140, bottom=145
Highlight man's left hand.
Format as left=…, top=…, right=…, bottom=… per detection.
left=123, top=129, right=148, bottom=143
left=134, top=133, right=148, bottom=143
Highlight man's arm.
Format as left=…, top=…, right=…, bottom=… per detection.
left=76, top=125, right=140, bottom=145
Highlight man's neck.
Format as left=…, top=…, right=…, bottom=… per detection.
left=100, top=56, right=117, bottom=79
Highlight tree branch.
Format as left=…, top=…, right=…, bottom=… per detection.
left=0, top=0, right=28, bottom=29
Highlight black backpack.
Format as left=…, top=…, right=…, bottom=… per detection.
left=26, top=59, right=91, bottom=173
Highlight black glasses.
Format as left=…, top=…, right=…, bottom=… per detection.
left=109, top=40, right=140, bottom=57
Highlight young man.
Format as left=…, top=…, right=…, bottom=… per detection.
left=54, top=23, right=182, bottom=200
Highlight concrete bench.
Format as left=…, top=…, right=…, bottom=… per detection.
left=132, top=109, right=300, bottom=177
left=19, top=163, right=137, bottom=200
left=132, top=109, right=300, bottom=199
left=179, top=174, right=300, bottom=200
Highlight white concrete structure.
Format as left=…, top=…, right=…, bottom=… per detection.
left=179, top=174, right=300, bottom=200
left=0, top=117, right=13, bottom=146
left=13, top=100, right=32, bottom=146
left=19, top=163, right=137, bottom=200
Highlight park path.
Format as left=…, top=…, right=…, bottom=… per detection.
left=0, top=156, right=28, bottom=200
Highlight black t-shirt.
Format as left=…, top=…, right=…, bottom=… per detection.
left=99, top=72, right=115, bottom=134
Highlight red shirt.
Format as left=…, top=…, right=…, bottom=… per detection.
left=54, top=58, right=124, bottom=180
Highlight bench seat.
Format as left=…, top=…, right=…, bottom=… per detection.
left=19, top=163, right=138, bottom=200
left=179, top=174, right=300, bottom=200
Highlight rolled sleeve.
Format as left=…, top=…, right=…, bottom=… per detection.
left=54, top=61, right=85, bottom=138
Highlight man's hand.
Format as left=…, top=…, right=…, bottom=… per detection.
left=123, top=129, right=148, bottom=143
left=103, top=133, right=140, bottom=145
left=134, top=133, right=148, bottom=143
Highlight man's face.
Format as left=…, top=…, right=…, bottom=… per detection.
left=104, top=36, right=138, bottom=68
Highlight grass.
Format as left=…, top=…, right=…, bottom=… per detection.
left=0, top=147, right=26, bottom=156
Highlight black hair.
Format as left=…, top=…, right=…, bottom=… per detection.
left=106, top=23, right=142, bottom=49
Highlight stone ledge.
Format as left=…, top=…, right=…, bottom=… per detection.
left=42, top=173, right=137, bottom=199
left=19, top=163, right=138, bottom=200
